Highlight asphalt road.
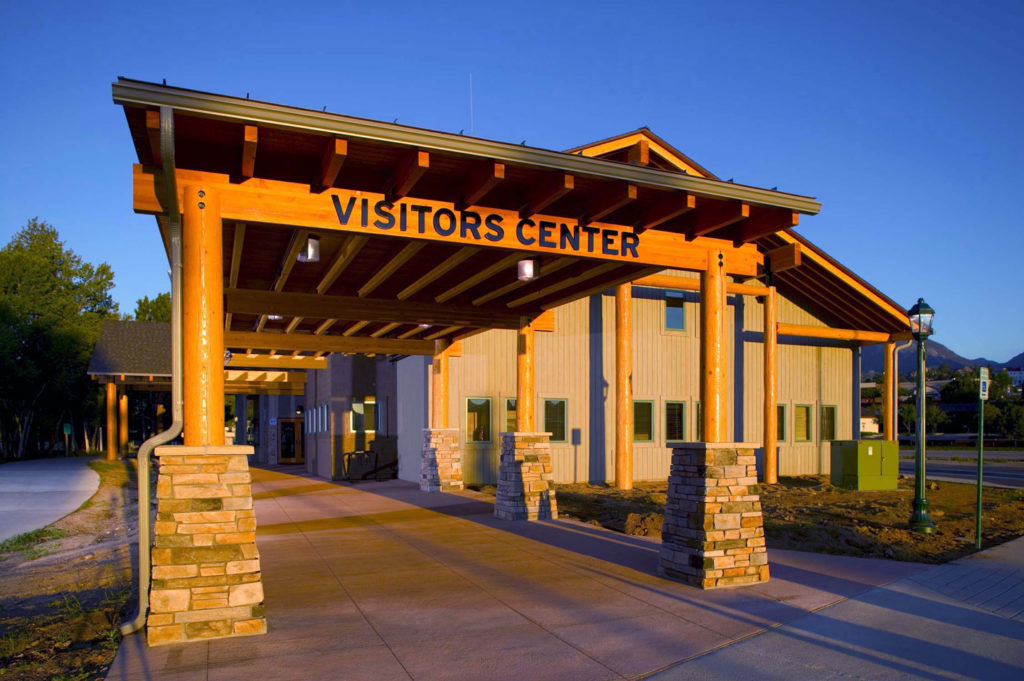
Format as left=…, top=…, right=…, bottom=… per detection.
left=898, top=460, right=1024, bottom=489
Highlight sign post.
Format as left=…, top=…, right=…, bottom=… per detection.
left=976, top=367, right=989, bottom=549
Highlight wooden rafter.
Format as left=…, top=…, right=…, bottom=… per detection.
left=507, top=262, right=620, bottom=308
left=342, top=320, right=370, bottom=336
left=435, top=252, right=523, bottom=303
left=397, top=246, right=479, bottom=300
left=634, top=193, right=696, bottom=233
left=371, top=322, right=401, bottom=338
left=227, top=354, right=327, bottom=370
left=542, top=266, right=662, bottom=310
left=471, top=256, right=575, bottom=306
left=583, top=184, right=637, bottom=225
left=520, top=173, right=573, bottom=219
left=225, top=223, right=246, bottom=331
left=242, top=125, right=258, bottom=177
left=460, top=161, right=504, bottom=208
left=729, top=210, right=798, bottom=246
left=226, top=288, right=525, bottom=329
left=320, top=137, right=347, bottom=188
left=284, top=317, right=303, bottom=333
left=424, top=326, right=462, bottom=340
left=386, top=149, right=429, bottom=201
left=145, top=110, right=161, bottom=166
left=316, top=234, right=368, bottom=295
left=688, top=201, right=750, bottom=239
left=274, top=230, right=308, bottom=292
left=627, top=139, right=649, bottom=166
left=358, top=242, right=425, bottom=297
left=397, top=326, right=426, bottom=339
left=225, top=331, right=435, bottom=356
left=315, top=319, right=336, bottom=335
left=224, top=370, right=306, bottom=384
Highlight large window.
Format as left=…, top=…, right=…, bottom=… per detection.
left=777, top=404, right=787, bottom=441
left=543, top=399, right=567, bottom=442
left=820, top=405, right=837, bottom=442
left=666, top=401, right=686, bottom=442
left=505, top=398, right=517, bottom=433
left=665, top=291, right=685, bottom=330
left=794, top=404, right=812, bottom=442
left=467, top=398, right=492, bottom=442
left=633, top=401, right=654, bottom=442
left=351, top=399, right=376, bottom=433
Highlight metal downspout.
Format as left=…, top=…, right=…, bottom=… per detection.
left=121, top=105, right=184, bottom=636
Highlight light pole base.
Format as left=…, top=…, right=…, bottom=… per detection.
left=910, top=498, right=936, bottom=534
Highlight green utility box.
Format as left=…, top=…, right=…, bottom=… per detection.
left=830, top=440, right=898, bottom=490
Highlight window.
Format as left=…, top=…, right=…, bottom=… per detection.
left=776, top=404, right=787, bottom=441
left=351, top=399, right=376, bottom=433
left=794, top=404, right=812, bottom=442
left=505, top=398, right=517, bottom=433
left=695, top=402, right=702, bottom=441
left=633, top=401, right=654, bottom=442
left=467, top=398, right=492, bottom=442
left=543, top=399, right=567, bottom=442
left=665, top=291, right=685, bottom=330
left=666, top=401, right=686, bottom=442
left=820, top=405, right=837, bottom=442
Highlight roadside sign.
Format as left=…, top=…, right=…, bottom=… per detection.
left=979, top=367, right=989, bottom=401
left=63, top=423, right=71, bottom=435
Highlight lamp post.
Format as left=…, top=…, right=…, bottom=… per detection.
left=908, top=298, right=936, bottom=533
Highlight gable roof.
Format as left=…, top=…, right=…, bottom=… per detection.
left=565, top=128, right=718, bottom=179
left=87, top=321, right=171, bottom=377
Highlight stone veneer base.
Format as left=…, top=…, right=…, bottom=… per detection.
left=496, top=433, right=557, bottom=521
left=658, top=442, right=769, bottom=589
left=147, top=445, right=267, bottom=646
left=420, top=429, right=463, bottom=492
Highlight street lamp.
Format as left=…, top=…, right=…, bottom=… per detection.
left=908, top=298, right=936, bottom=533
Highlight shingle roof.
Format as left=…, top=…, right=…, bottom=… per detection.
left=87, top=320, right=171, bottom=376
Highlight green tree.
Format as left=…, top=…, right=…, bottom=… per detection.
left=134, top=292, right=171, bottom=322
left=0, top=219, right=119, bottom=458
left=995, top=403, right=1024, bottom=441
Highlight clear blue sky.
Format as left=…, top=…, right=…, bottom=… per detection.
left=2, top=1, right=1021, bottom=361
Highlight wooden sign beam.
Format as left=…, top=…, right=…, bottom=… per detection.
left=225, top=288, right=526, bottom=329
left=225, top=330, right=436, bottom=356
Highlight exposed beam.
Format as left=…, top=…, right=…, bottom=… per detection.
left=542, top=266, right=662, bottom=310
left=777, top=322, right=892, bottom=344
left=627, top=139, right=649, bottom=166
left=227, top=354, right=328, bottom=370
left=358, top=242, right=425, bottom=297
left=316, top=234, right=368, bottom=295
left=386, top=149, right=429, bottom=201
left=424, top=325, right=462, bottom=340
left=583, top=184, right=637, bottom=226
left=460, top=161, right=505, bottom=208
left=145, top=109, right=161, bottom=166
left=226, top=288, right=526, bottom=329
left=320, top=137, right=347, bottom=188
left=729, top=209, right=797, bottom=246
left=763, top=241, right=802, bottom=273
left=225, top=222, right=246, bottom=330
left=634, top=193, right=696, bottom=233
left=435, top=252, right=524, bottom=303
left=471, top=256, right=575, bottom=306
left=274, top=229, right=308, bottom=292
left=242, top=125, right=258, bottom=178
left=315, top=319, right=335, bottom=335
left=342, top=320, right=370, bottom=336
left=632, top=274, right=767, bottom=297
left=284, top=317, right=303, bottom=333
left=224, top=370, right=306, bottom=384
left=226, top=330, right=435, bottom=356
left=397, top=326, right=426, bottom=339
left=689, top=201, right=750, bottom=239
left=370, top=322, right=401, bottom=338
left=507, top=262, right=620, bottom=308
left=520, top=173, right=573, bottom=219
left=397, top=246, right=479, bottom=300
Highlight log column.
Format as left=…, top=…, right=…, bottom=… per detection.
left=431, top=339, right=450, bottom=429
left=762, top=286, right=778, bottom=483
left=516, top=317, right=534, bottom=431
left=421, top=339, right=461, bottom=492
left=615, top=284, right=633, bottom=490
left=182, top=185, right=225, bottom=447
left=105, top=381, right=118, bottom=461
left=883, top=340, right=895, bottom=441
left=701, top=249, right=728, bottom=443
left=118, top=391, right=129, bottom=454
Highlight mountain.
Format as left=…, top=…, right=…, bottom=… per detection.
left=861, top=340, right=1012, bottom=376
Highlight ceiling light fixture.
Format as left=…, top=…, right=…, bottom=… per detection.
left=517, top=259, right=536, bottom=282
left=297, top=235, right=320, bottom=263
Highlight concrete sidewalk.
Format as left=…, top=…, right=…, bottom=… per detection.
left=0, top=457, right=100, bottom=542
left=107, top=466, right=1023, bottom=680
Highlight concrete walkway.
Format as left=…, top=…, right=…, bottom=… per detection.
left=107, top=465, right=1023, bottom=681
left=0, top=457, right=100, bottom=543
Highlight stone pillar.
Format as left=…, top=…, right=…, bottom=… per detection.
left=496, top=433, right=557, bottom=521
left=147, top=444, right=266, bottom=646
left=658, top=442, right=768, bottom=589
left=420, top=428, right=463, bottom=492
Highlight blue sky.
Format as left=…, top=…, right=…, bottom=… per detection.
left=1, top=1, right=1021, bottom=360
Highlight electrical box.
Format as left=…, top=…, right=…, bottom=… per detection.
left=830, top=440, right=898, bottom=490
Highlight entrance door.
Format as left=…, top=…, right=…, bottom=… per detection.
left=278, top=418, right=304, bottom=464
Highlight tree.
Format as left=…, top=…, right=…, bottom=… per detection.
left=995, top=403, right=1024, bottom=441
left=134, top=292, right=171, bottom=322
left=0, top=219, right=119, bottom=458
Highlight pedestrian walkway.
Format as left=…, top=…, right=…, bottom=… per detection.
left=107, top=464, right=945, bottom=681
left=0, top=457, right=100, bottom=543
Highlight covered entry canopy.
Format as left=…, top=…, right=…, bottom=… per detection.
left=115, top=78, right=822, bottom=359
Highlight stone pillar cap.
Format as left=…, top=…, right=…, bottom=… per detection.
left=154, top=444, right=256, bottom=457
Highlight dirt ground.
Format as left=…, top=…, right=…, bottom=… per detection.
left=542, top=475, right=1024, bottom=564
left=0, top=459, right=139, bottom=681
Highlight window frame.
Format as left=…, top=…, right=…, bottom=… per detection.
left=694, top=401, right=702, bottom=441
left=665, top=400, right=686, bottom=444
left=776, top=403, right=787, bottom=442
left=794, top=403, right=813, bottom=442
left=664, top=290, right=686, bottom=331
left=504, top=397, right=517, bottom=434
left=633, top=400, right=655, bottom=442
left=350, top=398, right=377, bottom=434
left=542, top=398, right=568, bottom=443
left=820, top=404, right=838, bottom=442
left=466, top=396, right=493, bottom=443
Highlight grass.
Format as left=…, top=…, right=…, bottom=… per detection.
left=0, top=527, right=68, bottom=557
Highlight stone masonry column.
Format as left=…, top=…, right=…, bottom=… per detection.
left=147, top=444, right=266, bottom=645
left=496, top=433, right=557, bottom=521
left=658, top=442, right=769, bottom=588
left=420, top=428, right=463, bottom=492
